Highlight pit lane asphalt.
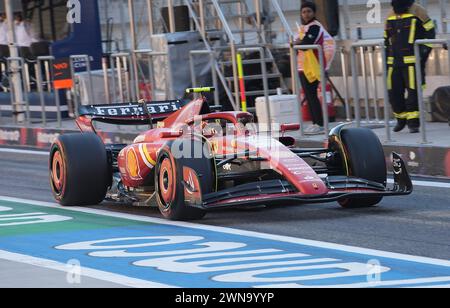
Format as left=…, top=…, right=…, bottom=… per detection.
left=1, top=149, right=449, bottom=261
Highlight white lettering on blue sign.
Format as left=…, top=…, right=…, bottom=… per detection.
left=55, top=236, right=391, bottom=285
left=0, top=207, right=72, bottom=227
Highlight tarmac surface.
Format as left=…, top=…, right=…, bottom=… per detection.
left=0, top=259, right=125, bottom=288
left=0, top=149, right=449, bottom=262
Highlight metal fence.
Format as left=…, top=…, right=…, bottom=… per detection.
left=0, top=40, right=449, bottom=145
left=349, top=40, right=392, bottom=141
left=274, top=38, right=450, bottom=143
left=415, top=39, right=450, bottom=143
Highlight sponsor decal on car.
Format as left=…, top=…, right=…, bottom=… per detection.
left=86, top=102, right=183, bottom=118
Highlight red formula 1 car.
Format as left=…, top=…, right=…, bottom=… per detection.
left=49, top=88, right=413, bottom=220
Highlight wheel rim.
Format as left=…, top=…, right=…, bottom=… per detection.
left=51, top=150, right=65, bottom=195
left=159, top=157, right=175, bottom=208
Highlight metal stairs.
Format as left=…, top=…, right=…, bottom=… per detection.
left=185, top=0, right=290, bottom=112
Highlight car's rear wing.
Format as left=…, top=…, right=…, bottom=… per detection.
left=77, top=99, right=189, bottom=126
left=75, top=99, right=189, bottom=133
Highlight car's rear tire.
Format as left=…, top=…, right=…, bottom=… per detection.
left=155, top=138, right=214, bottom=221
left=49, top=133, right=110, bottom=206
left=331, top=128, right=387, bottom=209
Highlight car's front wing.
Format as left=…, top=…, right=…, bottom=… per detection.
left=193, top=153, right=413, bottom=210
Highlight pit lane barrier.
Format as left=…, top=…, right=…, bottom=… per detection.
left=350, top=40, right=392, bottom=142
left=36, top=56, right=57, bottom=127
left=1, top=43, right=448, bottom=145
left=108, top=50, right=173, bottom=103
left=6, top=57, right=30, bottom=125
left=414, top=38, right=450, bottom=144
left=2, top=50, right=173, bottom=128
left=70, top=55, right=94, bottom=118
left=1, top=56, right=71, bottom=128
left=289, top=39, right=450, bottom=145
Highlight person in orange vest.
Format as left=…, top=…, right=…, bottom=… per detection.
left=294, top=1, right=336, bottom=135
left=385, top=0, right=436, bottom=134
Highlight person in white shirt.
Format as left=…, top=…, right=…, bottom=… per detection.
left=0, top=13, right=9, bottom=89
left=14, top=13, right=37, bottom=48
left=0, top=13, right=8, bottom=46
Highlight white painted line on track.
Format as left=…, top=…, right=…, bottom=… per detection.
left=1, top=196, right=450, bottom=269
left=0, top=148, right=49, bottom=156
left=0, top=250, right=176, bottom=288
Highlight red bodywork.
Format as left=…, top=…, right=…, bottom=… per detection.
left=76, top=97, right=412, bottom=209
left=110, top=99, right=326, bottom=198
left=78, top=98, right=325, bottom=196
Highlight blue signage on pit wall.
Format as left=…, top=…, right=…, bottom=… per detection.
left=51, top=0, right=103, bottom=71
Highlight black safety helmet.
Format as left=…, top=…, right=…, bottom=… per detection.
left=391, top=0, right=415, bottom=14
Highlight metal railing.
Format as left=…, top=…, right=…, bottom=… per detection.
left=184, top=0, right=239, bottom=110
left=269, top=0, right=297, bottom=93
left=414, top=38, right=450, bottom=144
left=277, top=40, right=390, bottom=140
left=35, top=56, right=55, bottom=126
left=189, top=50, right=220, bottom=106
left=70, top=55, right=94, bottom=116
left=6, top=57, right=30, bottom=125
left=238, top=47, right=270, bottom=130
left=184, top=0, right=291, bottom=111
left=132, top=49, right=153, bottom=101
left=148, top=51, right=173, bottom=100
left=102, top=57, right=112, bottom=105
left=108, top=50, right=173, bottom=103
left=441, top=0, right=449, bottom=34
left=0, top=50, right=170, bottom=128
left=1, top=55, right=69, bottom=127
left=110, top=53, right=132, bottom=104
left=350, top=40, right=392, bottom=142
left=339, top=47, right=352, bottom=122
left=209, top=0, right=240, bottom=108
left=167, top=0, right=176, bottom=33
left=350, top=42, right=385, bottom=125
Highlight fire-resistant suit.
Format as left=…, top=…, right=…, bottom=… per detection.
left=385, top=0, right=436, bottom=132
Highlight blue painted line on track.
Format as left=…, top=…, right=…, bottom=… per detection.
left=1, top=198, right=450, bottom=288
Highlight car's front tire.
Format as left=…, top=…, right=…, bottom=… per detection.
left=155, top=138, right=215, bottom=221
left=49, top=133, right=110, bottom=206
left=329, top=127, right=387, bottom=209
